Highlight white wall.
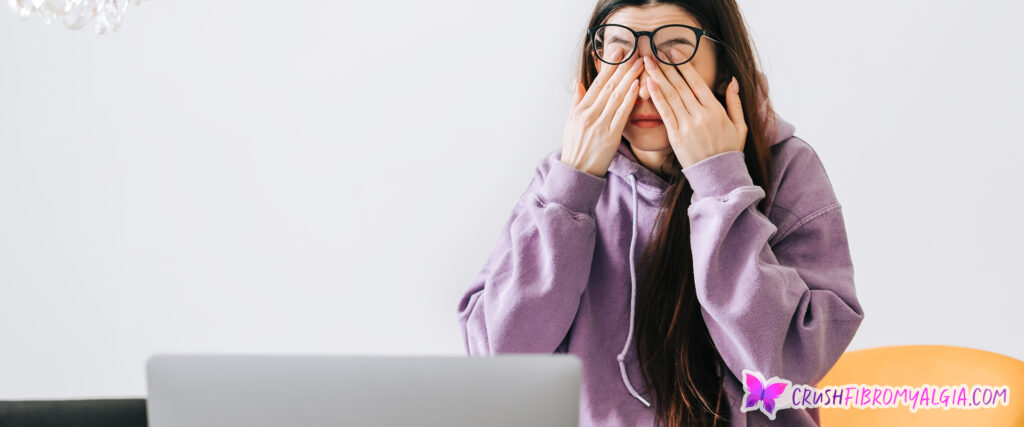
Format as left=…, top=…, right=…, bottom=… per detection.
left=1, top=0, right=1020, bottom=399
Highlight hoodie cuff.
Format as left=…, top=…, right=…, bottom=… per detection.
left=681, top=150, right=753, bottom=200
left=537, top=160, right=607, bottom=216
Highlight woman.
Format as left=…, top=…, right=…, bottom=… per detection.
left=456, top=0, right=864, bottom=425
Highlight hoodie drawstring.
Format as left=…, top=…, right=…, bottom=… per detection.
left=617, top=173, right=651, bottom=407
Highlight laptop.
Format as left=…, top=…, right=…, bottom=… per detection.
left=145, top=354, right=581, bottom=427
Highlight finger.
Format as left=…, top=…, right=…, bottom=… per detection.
left=579, top=49, right=627, bottom=109
left=677, top=61, right=719, bottom=108
left=591, top=55, right=642, bottom=114
left=597, top=56, right=644, bottom=122
left=725, top=76, right=745, bottom=129
left=642, top=55, right=689, bottom=117
left=645, top=76, right=679, bottom=136
left=608, top=79, right=640, bottom=133
left=654, top=50, right=701, bottom=113
left=571, top=79, right=585, bottom=108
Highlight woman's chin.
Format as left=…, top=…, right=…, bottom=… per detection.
left=623, top=131, right=671, bottom=151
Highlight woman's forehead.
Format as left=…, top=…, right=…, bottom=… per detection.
left=604, top=4, right=698, bottom=29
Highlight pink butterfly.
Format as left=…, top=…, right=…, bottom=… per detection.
left=740, top=369, right=791, bottom=420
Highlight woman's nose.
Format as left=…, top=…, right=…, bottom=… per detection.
left=635, top=51, right=654, bottom=101
left=635, top=38, right=654, bottom=58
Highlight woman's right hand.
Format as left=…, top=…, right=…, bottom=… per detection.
left=560, top=51, right=644, bottom=177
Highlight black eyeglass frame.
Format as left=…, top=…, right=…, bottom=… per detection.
left=587, top=23, right=723, bottom=66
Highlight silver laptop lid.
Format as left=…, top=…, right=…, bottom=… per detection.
left=146, top=354, right=581, bottom=427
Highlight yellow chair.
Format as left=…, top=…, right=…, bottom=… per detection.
left=815, top=345, right=1024, bottom=426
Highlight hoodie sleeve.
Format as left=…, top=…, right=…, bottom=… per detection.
left=681, top=145, right=865, bottom=388
left=457, top=151, right=607, bottom=355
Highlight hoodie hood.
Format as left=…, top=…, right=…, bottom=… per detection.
left=607, top=109, right=796, bottom=407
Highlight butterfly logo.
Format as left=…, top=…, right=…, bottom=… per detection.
left=740, top=369, right=791, bottom=420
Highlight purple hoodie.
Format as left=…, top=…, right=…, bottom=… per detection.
left=456, top=111, right=864, bottom=426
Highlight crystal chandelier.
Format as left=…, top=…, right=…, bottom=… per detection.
left=8, top=0, right=148, bottom=34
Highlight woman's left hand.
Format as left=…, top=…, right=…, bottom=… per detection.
left=642, top=55, right=747, bottom=169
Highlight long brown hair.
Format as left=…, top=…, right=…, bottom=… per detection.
left=577, top=1, right=776, bottom=425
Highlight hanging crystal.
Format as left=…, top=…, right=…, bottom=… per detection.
left=7, top=0, right=148, bottom=34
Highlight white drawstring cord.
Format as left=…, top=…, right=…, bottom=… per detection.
left=616, top=173, right=651, bottom=407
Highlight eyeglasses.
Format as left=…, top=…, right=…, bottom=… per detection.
left=587, top=23, right=723, bottom=66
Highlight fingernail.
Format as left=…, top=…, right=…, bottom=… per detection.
left=731, top=76, right=739, bottom=93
